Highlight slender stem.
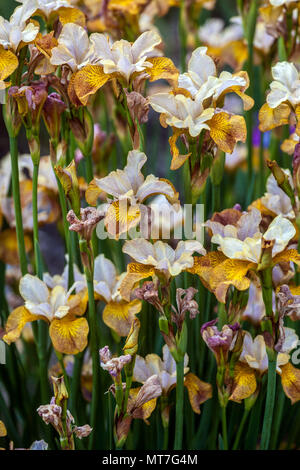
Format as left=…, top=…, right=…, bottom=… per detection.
left=163, top=424, right=169, bottom=450
left=220, top=405, right=228, bottom=450
left=174, top=358, right=184, bottom=450
left=86, top=274, right=101, bottom=450
left=260, top=353, right=277, bottom=450
left=232, top=408, right=250, bottom=450
left=32, top=162, right=41, bottom=277
left=9, top=136, right=27, bottom=276
left=179, top=0, right=187, bottom=72
left=244, top=0, right=259, bottom=192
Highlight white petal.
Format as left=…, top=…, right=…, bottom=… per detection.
left=20, top=274, right=49, bottom=304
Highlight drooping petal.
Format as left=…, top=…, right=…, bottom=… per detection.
left=184, top=373, right=212, bottom=413
left=73, top=65, right=110, bottom=105
left=280, top=362, right=300, bottom=404
left=258, top=103, right=291, bottom=132
left=102, top=300, right=141, bottom=336
left=3, top=306, right=43, bottom=345
left=0, top=45, right=18, bottom=81
left=208, top=112, right=247, bottom=154
left=229, top=362, right=257, bottom=402
left=145, top=57, right=179, bottom=85
left=49, top=316, right=89, bottom=355
left=120, top=263, right=155, bottom=302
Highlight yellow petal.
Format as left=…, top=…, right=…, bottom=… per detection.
left=0, top=45, right=18, bottom=82
left=3, top=306, right=42, bottom=345
left=208, top=112, right=247, bottom=154
left=103, top=300, right=142, bottom=337
left=216, top=71, right=254, bottom=111
left=108, top=0, right=148, bottom=15
left=58, top=7, right=86, bottom=27
left=189, top=253, right=254, bottom=303
left=187, top=251, right=227, bottom=289
left=0, top=421, right=7, bottom=438
left=73, top=65, right=110, bottom=106
left=145, top=57, right=179, bottom=85
left=68, top=291, right=88, bottom=317
left=229, top=362, right=257, bottom=403
left=280, top=362, right=300, bottom=404
left=0, top=229, right=32, bottom=266
left=49, top=316, right=89, bottom=355
left=258, top=102, right=291, bottom=132
left=85, top=179, right=102, bottom=206
left=184, top=373, right=212, bottom=414
left=128, top=387, right=157, bottom=420
left=35, top=32, right=58, bottom=59
left=104, top=201, right=141, bottom=238
left=273, top=249, right=300, bottom=267
left=169, top=128, right=191, bottom=170
left=123, top=318, right=141, bottom=356
left=211, top=258, right=254, bottom=303
left=120, top=263, right=155, bottom=302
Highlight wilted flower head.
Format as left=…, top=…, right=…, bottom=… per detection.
left=201, top=319, right=240, bottom=364
left=134, top=281, right=164, bottom=313
left=100, top=345, right=132, bottom=378
left=42, top=92, right=67, bottom=142
left=67, top=207, right=103, bottom=242
left=172, top=287, right=199, bottom=330
left=73, top=424, right=93, bottom=439
left=277, top=284, right=300, bottom=321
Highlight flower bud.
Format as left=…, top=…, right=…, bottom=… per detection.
left=51, top=375, right=68, bottom=406
left=123, top=318, right=140, bottom=356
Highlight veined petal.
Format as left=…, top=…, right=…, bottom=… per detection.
left=103, top=299, right=141, bottom=337
left=120, top=263, right=154, bottom=302
left=208, top=112, right=247, bottom=154
left=85, top=179, right=103, bottom=206
left=49, top=316, right=89, bottom=355
left=184, top=373, right=212, bottom=413
left=73, top=65, right=110, bottom=105
left=3, top=306, right=43, bottom=345
left=229, top=362, right=257, bottom=403
left=145, top=57, right=179, bottom=84
left=258, top=103, right=291, bottom=132
left=104, top=201, right=141, bottom=238
left=0, top=45, right=18, bottom=81
left=280, top=362, right=300, bottom=404
left=57, top=7, right=86, bottom=27
left=0, top=421, right=7, bottom=437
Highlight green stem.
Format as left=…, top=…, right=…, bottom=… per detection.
left=163, top=424, right=169, bottom=450
left=244, top=0, right=259, bottom=191
left=9, top=135, right=27, bottom=276
left=260, top=353, right=277, bottom=450
left=86, top=274, right=101, bottom=450
left=174, top=358, right=184, bottom=450
left=179, top=0, right=187, bottom=72
left=232, top=408, right=250, bottom=450
left=32, top=162, right=42, bottom=277
left=220, top=405, right=228, bottom=450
